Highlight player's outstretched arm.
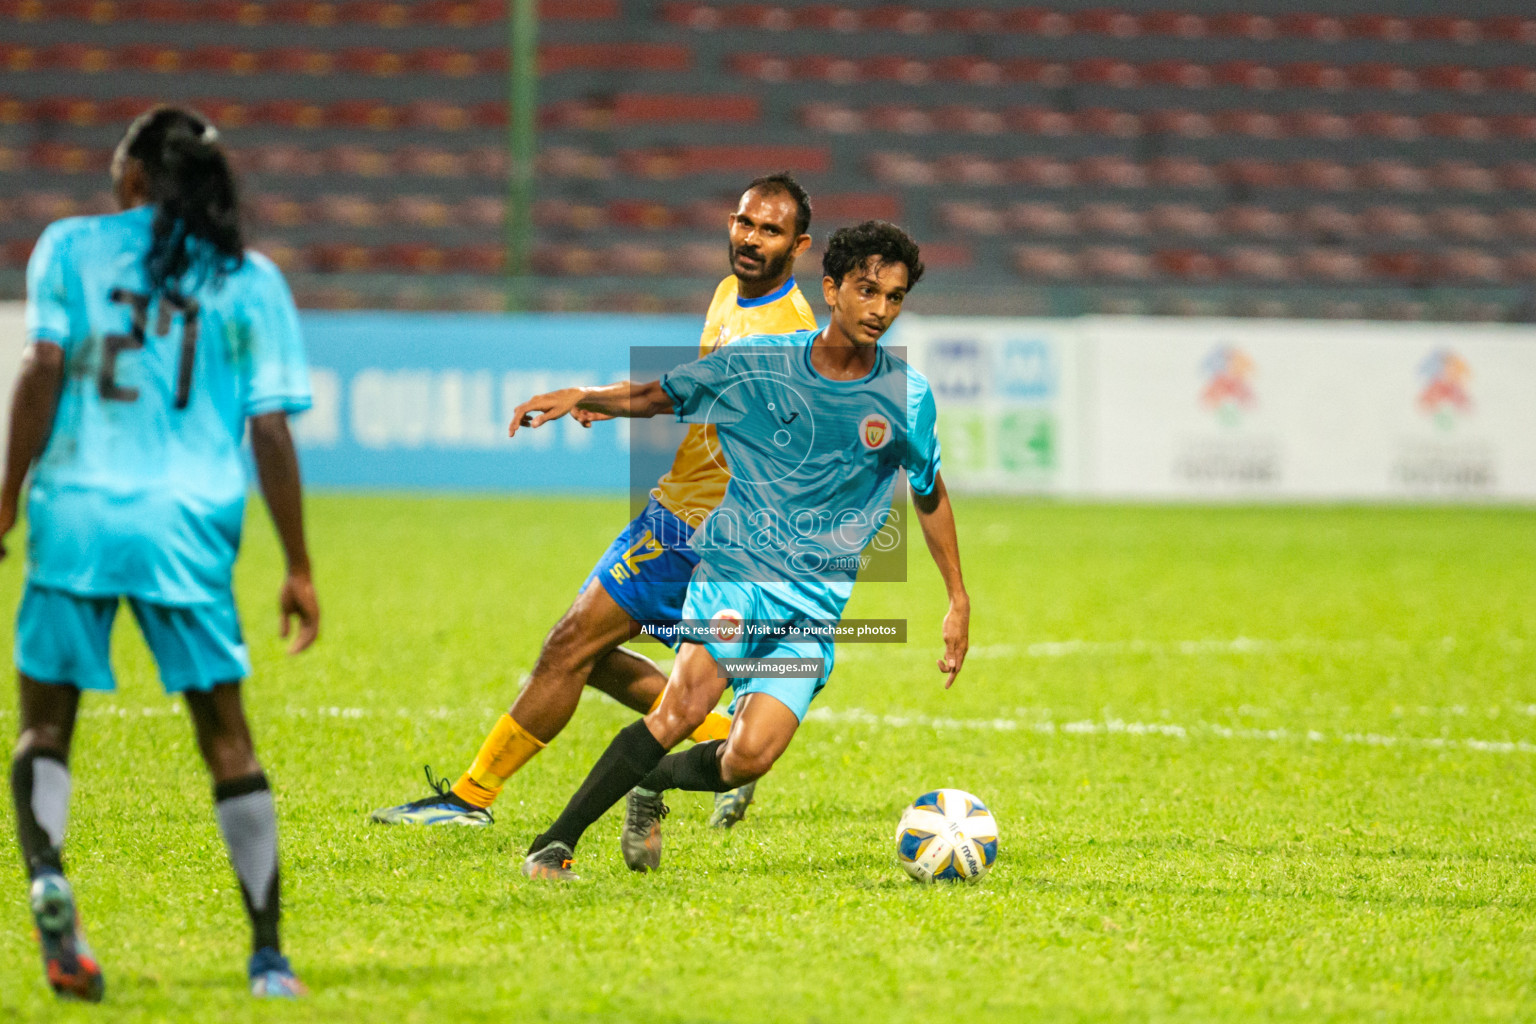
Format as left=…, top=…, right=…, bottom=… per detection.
left=509, top=380, right=674, bottom=436
left=250, top=411, right=319, bottom=654
left=0, top=343, right=64, bottom=562
left=912, top=471, right=969, bottom=688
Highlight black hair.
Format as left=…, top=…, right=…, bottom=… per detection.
left=119, top=105, right=244, bottom=296
left=822, top=220, right=924, bottom=290
left=745, top=171, right=812, bottom=237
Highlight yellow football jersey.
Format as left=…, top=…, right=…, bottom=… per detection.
left=651, top=275, right=818, bottom=526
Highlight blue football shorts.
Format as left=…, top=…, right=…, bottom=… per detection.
left=583, top=496, right=700, bottom=648
left=15, top=581, right=251, bottom=693
left=680, top=570, right=838, bottom=722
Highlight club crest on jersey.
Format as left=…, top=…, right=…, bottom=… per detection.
left=710, top=609, right=744, bottom=642
left=859, top=413, right=892, bottom=450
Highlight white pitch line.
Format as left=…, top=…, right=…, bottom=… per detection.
left=802, top=707, right=1536, bottom=756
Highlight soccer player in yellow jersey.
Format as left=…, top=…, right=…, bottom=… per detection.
left=371, top=173, right=817, bottom=827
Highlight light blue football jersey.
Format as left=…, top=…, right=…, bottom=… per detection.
left=23, top=206, right=311, bottom=604
left=659, top=328, right=939, bottom=618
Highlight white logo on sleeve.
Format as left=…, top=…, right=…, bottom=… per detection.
left=710, top=609, right=744, bottom=642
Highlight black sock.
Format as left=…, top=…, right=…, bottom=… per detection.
left=214, top=773, right=281, bottom=955
left=531, top=719, right=666, bottom=854
left=638, top=739, right=729, bottom=794
left=11, top=748, right=69, bottom=878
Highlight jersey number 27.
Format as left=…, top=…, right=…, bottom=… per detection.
left=102, top=288, right=200, bottom=410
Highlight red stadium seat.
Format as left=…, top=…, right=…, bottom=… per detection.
left=1009, top=156, right=1076, bottom=188
left=328, top=100, right=398, bottom=131
left=1490, top=66, right=1536, bottom=93
left=1073, top=58, right=1138, bottom=88
left=1505, top=251, right=1536, bottom=279
left=1208, top=13, right=1276, bottom=40
left=1221, top=159, right=1288, bottom=189
left=413, top=48, right=480, bottom=76
left=801, top=102, right=863, bottom=133
left=1278, top=12, right=1345, bottom=42
left=337, top=48, right=407, bottom=76
left=269, top=1, right=338, bottom=26
left=1077, top=107, right=1141, bottom=138
left=863, top=56, right=932, bottom=84
left=404, top=100, right=471, bottom=131
left=867, top=152, right=936, bottom=186
left=936, top=8, right=996, bottom=34
left=0, top=44, right=38, bottom=72
left=729, top=53, right=791, bottom=82
left=1430, top=161, right=1498, bottom=193
left=1008, top=107, right=1074, bottom=136
left=35, top=97, right=100, bottom=126
left=1416, top=17, right=1481, bottom=44
left=395, top=146, right=470, bottom=177
left=1146, top=109, right=1214, bottom=138
left=1, top=239, right=37, bottom=269
left=321, top=144, right=392, bottom=176
left=189, top=45, right=261, bottom=74
left=609, top=199, right=678, bottom=230
left=661, top=2, right=716, bottom=30
left=340, top=1, right=411, bottom=28
left=1154, top=248, right=1222, bottom=280
left=250, top=195, right=309, bottom=227
left=1000, top=9, right=1072, bottom=37
left=1430, top=207, right=1499, bottom=242
left=1149, top=157, right=1219, bottom=189
left=869, top=105, right=932, bottom=134
left=1148, top=204, right=1219, bottom=237
left=417, top=0, right=501, bottom=27
left=937, top=153, right=1005, bottom=186
left=457, top=196, right=505, bottom=228
left=377, top=243, right=448, bottom=273
left=1358, top=160, right=1430, bottom=192
left=1281, top=62, right=1348, bottom=91
left=872, top=5, right=937, bottom=35
left=46, top=43, right=116, bottom=72
left=1361, top=206, right=1428, bottom=239
left=131, top=0, right=194, bottom=21
left=315, top=194, right=380, bottom=227
left=1354, top=111, right=1421, bottom=141
left=257, top=100, right=327, bottom=129
left=1350, top=63, right=1419, bottom=92
left=1299, top=247, right=1366, bottom=281
left=0, top=98, right=36, bottom=124
left=1083, top=246, right=1153, bottom=279
left=1079, top=156, right=1147, bottom=189
left=1226, top=246, right=1295, bottom=281
left=1293, top=159, right=1355, bottom=191
left=793, top=55, right=858, bottom=83
left=937, top=201, right=1000, bottom=235
left=1495, top=115, right=1536, bottom=140
left=1435, top=248, right=1503, bottom=282
left=1075, top=9, right=1140, bottom=37
left=30, top=142, right=109, bottom=174
left=1215, top=109, right=1283, bottom=138
left=1221, top=205, right=1288, bottom=237
left=21, top=191, right=80, bottom=221
left=1004, top=59, right=1070, bottom=87
left=266, top=48, right=335, bottom=76
left=937, top=105, right=1005, bottom=135
left=1297, top=205, right=1359, bottom=239
left=1078, top=203, right=1147, bottom=236
left=1014, top=246, right=1079, bottom=281
left=536, top=146, right=610, bottom=180
left=1423, top=113, right=1491, bottom=141
left=208, top=1, right=267, bottom=25
left=1008, top=201, right=1074, bottom=235
left=1349, top=15, right=1412, bottom=42
left=1483, top=17, right=1536, bottom=44
left=1419, top=66, right=1486, bottom=94
left=615, top=94, right=758, bottom=124
left=933, top=56, right=1004, bottom=85
left=452, top=244, right=505, bottom=275
left=1289, top=109, right=1351, bottom=139
left=1500, top=163, right=1536, bottom=191
left=1142, top=11, right=1206, bottom=38
left=1504, top=210, right=1536, bottom=240
left=244, top=144, right=324, bottom=175
left=1368, top=250, right=1429, bottom=281
left=309, top=242, right=374, bottom=273
left=1143, top=60, right=1212, bottom=89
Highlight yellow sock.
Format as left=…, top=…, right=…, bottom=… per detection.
left=647, top=692, right=733, bottom=743
left=451, top=714, right=546, bottom=808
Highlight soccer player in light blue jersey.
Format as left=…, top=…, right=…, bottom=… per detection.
left=2, top=107, right=318, bottom=999
left=507, top=222, right=969, bottom=879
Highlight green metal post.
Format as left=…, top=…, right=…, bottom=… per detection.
left=507, top=0, right=537, bottom=310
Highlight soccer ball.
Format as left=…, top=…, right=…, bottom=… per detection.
left=895, top=788, right=998, bottom=883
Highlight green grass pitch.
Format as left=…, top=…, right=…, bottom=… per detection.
left=2, top=495, right=1536, bottom=1022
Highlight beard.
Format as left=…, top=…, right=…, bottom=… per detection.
left=729, top=241, right=793, bottom=284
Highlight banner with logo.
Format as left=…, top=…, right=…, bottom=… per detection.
left=1081, top=318, right=1536, bottom=500
left=892, top=316, right=1083, bottom=494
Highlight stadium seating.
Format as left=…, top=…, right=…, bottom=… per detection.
left=3, top=1, right=1534, bottom=316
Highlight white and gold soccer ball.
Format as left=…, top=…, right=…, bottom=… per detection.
left=895, top=789, right=998, bottom=883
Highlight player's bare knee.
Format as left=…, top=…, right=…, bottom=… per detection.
left=647, top=691, right=711, bottom=747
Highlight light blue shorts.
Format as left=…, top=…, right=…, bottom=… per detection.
left=16, top=582, right=251, bottom=693
left=682, top=574, right=838, bottom=721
